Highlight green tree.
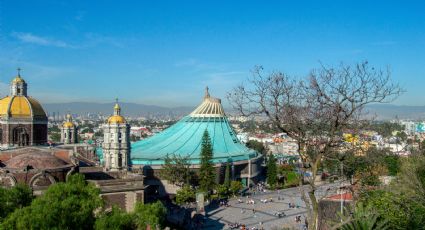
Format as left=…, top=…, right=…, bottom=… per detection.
left=1, top=174, right=102, bottom=230
left=284, top=171, right=300, bottom=187
left=267, top=154, right=278, bottom=189
left=95, top=206, right=136, bottom=230
left=134, top=201, right=167, bottom=230
left=228, top=62, right=402, bottom=229
left=48, top=125, right=60, bottom=133
left=337, top=202, right=389, bottom=230
left=361, top=190, right=414, bottom=229
left=246, top=140, right=267, bottom=154
left=0, top=184, right=33, bottom=221
left=383, top=155, right=400, bottom=176
left=359, top=155, right=425, bottom=229
left=216, top=184, right=229, bottom=199
left=175, top=185, right=196, bottom=205
left=49, top=132, right=61, bottom=142
left=95, top=130, right=104, bottom=138
left=229, top=181, right=243, bottom=196
left=161, top=154, right=192, bottom=186
left=199, top=130, right=216, bottom=193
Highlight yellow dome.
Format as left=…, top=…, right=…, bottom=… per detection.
left=0, top=96, right=46, bottom=118
left=63, top=121, right=74, bottom=128
left=12, top=76, right=26, bottom=84
left=107, top=115, right=126, bottom=124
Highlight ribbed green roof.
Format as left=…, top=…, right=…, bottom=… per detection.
left=130, top=88, right=257, bottom=165
left=97, top=88, right=258, bottom=165
left=130, top=116, right=257, bottom=165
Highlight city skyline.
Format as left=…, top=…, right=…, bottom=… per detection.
left=0, top=1, right=424, bottom=107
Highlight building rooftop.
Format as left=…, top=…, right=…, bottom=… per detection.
left=126, top=88, right=258, bottom=165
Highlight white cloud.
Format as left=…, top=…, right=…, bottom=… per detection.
left=12, top=32, right=73, bottom=48
left=11, top=32, right=125, bottom=49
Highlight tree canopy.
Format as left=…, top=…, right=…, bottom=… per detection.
left=228, top=62, right=402, bottom=229
left=199, top=130, right=216, bottom=193
left=1, top=174, right=102, bottom=230
left=134, top=201, right=167, bottom=230
left=160, top=154, right=192, bottom=186
left=0, top=184, right=33, bottom=222
left=266, top=154, right=278, bottom=189
left=95, top=206, right=136, bottom=230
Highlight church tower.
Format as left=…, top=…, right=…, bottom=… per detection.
left=102, top=100, right=130, bottom=171
left=61, top=113, right=77, bottom=144
left=10, top=68, right=28, bottom=96
left=0, top=69, right=48, bottom=147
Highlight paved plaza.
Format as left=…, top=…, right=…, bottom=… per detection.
left=203, top=183, right=339, bottom=230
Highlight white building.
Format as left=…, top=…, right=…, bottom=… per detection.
left=102, top=101, right=130, bottom=171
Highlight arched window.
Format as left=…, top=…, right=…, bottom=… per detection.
left=12, top=126, right=29, bottom=146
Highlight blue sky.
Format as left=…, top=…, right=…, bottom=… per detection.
left=0, top=0, right=424, bottom=107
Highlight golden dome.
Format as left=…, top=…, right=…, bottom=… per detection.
left=107, top=115, right=126, bottom=124
left=0, top=96, right=46, bottom=118
left=63, top=121, right=74, bottom=128
left=12, top=76, right=26, bottom=84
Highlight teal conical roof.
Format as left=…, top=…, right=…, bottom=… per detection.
left=130, top=88, right=258, bottom=165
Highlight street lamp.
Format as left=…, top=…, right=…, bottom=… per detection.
left=338, top=154, right=346, bottom=222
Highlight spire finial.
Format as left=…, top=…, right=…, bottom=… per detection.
left=17, top=67, right=22, bottom=76
left=114, top=98, right=121, bottom=115
left=204, top=86, right=210, bottom=99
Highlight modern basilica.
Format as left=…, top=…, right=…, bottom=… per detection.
left=99, top=88, right=263, bottom=195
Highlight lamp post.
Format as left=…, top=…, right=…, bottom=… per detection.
left=340, top=160, right=343, bottom=221
left=338, top=154, right=345, bottom=222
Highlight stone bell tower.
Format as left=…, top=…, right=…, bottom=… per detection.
left=102, top=100, right=130, bottom=171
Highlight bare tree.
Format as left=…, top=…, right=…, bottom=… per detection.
left=227, top=62, right=402, bottom=230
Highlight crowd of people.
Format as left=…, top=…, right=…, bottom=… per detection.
left=260, top=197, right=273, bottom=203
left=227, top=222, right=265, bottom=230
left=220, top=182, right=308, bottom=230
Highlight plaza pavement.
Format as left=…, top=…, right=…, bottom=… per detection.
left=203, top=182, right=340, bottom=230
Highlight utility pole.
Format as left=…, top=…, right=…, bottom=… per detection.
left=340, top=160, right=343, bottom=222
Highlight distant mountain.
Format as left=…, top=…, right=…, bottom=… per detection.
left=365, top=104, right=425, bottom=120
left=43, top=102, right=425, bottom=121
left=43, top=102, right=194, bottom=118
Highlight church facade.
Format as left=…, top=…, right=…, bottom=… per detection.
left=0, top=72, right=48, bottom=147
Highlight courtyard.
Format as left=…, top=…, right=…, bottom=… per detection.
left=203, top=182, right=339, bottom=230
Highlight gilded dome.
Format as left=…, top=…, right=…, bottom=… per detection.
left=63, top=122, right=74, bottom=128
left=107, top=101, right=125, bottom=124
left=107, top=115, right=126, bottom=124
left=11, top=75, right=26, bottom=84
left=62, top=114, right=74, bottom=128
left=0, top=96, right=47, bottom=118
